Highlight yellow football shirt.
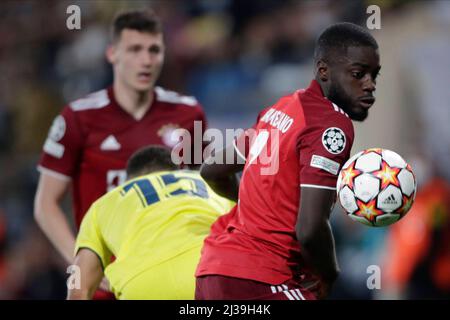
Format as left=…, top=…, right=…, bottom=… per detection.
left=75, top=170, right=234, bottom=299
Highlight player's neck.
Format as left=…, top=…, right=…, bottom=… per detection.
left=113, top=81, right=153, bottom=121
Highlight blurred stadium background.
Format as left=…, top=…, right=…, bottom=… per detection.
left=0, top=0, right=449, bottom=299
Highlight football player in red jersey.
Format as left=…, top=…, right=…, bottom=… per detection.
left=34, top=10, right=206, bottom=297
left=195, top=22, right=381, bottom=300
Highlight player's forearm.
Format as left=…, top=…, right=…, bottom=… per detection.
left=68, top=250, right=105, bottom=300
left=200, top=160, right=242, bottom=202
left=67, top=288, right=90, bottom=300
left=67, top=285, right=98, bottom=300
left=34, top=204, right=76, bottom=264
left=298, top=220, right=340, bottom=285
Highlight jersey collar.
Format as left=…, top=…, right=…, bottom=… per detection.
left=304, top=80, right=348, bottom=117
left=305, top=79, right=325, bottom=98
left=107, top=86, right=156, bottom=122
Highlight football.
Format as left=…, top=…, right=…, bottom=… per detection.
left=336, top=148, right=417, bottom=227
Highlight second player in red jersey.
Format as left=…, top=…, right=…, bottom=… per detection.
left=38, top=86, right=205, bottom=228
left=196, top=22, right=381, bottom=300
left=34, top=10, right=206, bottom=299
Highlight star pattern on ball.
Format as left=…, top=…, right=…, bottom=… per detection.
left=340, top=162, right=361, bottom=191
left=363, top=148, right=383, bottom=156
left=356, top=199, right=381, bottom=222
left=373, top=161, right=401, bottom=190
left=406, top=164, right=416, bottom=178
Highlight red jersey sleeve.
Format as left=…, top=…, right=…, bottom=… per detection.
left=297, top=115, right=354, bottom=189
left=38, top=106, right=84, bottom=179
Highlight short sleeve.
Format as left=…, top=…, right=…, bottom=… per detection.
left=297, top=119, right=354, bottom=190
left=75, top=203, right=112, bottom=269
left=37, top=106, right=84, bottom=179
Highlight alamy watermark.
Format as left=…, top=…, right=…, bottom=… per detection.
left=366, top=264, right=381, bottom=290
left=170, top=121, right=281, bottom=175
left=66, top=265, right=81, bottom=290
left=66, top=4, right=381, bottom=31
left=66, top=5, right=81, bottom=30
left=366, top=5, right=381, bottom=30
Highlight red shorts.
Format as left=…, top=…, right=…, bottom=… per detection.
left=195, top=275, right=317, bottom=300
left=93, top=289, right=115, bottom=300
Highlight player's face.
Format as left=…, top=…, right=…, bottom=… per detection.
left=110, top=29, right=165, bottom=92
left=328, top=46, right=381, bottom=121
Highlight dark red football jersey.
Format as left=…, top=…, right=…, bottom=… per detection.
left=196, top=80, right=354, bottom=285
left=38, top=86, right=206, bottom=228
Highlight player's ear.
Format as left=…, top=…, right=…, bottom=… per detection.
left=105, top=45, right=117, bottom=64
left=316, top=60, right=329, bottom=82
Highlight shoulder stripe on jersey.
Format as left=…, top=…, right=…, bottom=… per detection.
left=69, top=89, right=109, bottom=111
left=37, top=165, right=71, bottom=181
left=233, top=139, right=247, bottom=162
left=155, top=86, right=198, bottom=106
left=300, top=184, right=336, bottom=190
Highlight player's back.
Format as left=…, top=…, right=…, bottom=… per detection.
left=89, top=170, right=233, bottom=294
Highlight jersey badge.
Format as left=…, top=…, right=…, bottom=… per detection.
left=100, top=135, right=121, bottom=151
left=43, top=115, right=66, bottom=158
left=322, top=127, right=346, bottom=154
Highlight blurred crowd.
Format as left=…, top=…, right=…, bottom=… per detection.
left=0, top=0, right=449, bottom=299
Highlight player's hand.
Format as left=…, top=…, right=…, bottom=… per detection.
left=98, top=277, right=111, bottom=292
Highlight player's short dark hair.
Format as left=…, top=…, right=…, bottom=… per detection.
left=126, top=145, right=178, bottom=178
left=111, top=9, right=162, bottom=42
left=314, top=22, right=378, bottom=64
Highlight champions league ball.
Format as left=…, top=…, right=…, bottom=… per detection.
left=336, top=148, right=417, bottom=227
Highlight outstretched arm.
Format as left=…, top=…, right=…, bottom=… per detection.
left=296, top=187, right=339, bottom=299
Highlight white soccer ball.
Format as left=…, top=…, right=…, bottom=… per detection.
left=336, top=148, right=417, bottom=227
